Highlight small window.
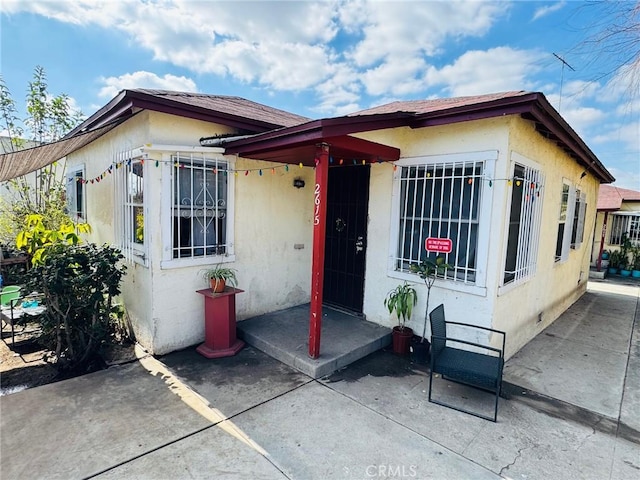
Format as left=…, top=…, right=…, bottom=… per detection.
left=114, top=154, right=146, bottom=264
left=609, top=214, right=640, bottom=246
left=570, top=190, right=586, bottom=249
left=171, top=154, right=229, bottom=259
left=502, top=162, right=545, bottom=285
left=555, top=182, right=576, bottom=263
left=66, top=165, right=85, bottom=220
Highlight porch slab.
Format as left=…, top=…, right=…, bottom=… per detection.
left=237, top=304, right=391, bottom=378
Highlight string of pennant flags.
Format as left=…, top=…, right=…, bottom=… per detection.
left=71, top=155, right=543, bottom=198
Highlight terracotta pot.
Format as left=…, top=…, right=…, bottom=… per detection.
left=392, top=326, right=413, bottom=355
left=210, top=278, right=226, bottom=293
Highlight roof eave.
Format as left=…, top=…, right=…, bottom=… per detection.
left=68, top=89, right=299, bottom=138
left=527, top=94, right=615, bottom=184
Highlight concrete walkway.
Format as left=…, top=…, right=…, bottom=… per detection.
left=1, top=280, right=638, bottom=479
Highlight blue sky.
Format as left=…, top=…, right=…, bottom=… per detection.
left=1, top=0, right=638, bottom=189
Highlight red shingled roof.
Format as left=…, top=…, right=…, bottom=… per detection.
left=597, top=184, right=640, bottom=210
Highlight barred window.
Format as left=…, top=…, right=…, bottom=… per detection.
left=114, top=154, right=146, bottom=264
left=609, top=213, right=640, bottom=246
left=503, top=163, right=545, bottom=286
left=395, top=160, right=484, bottom=284
left=172, top=154, right=229, bottom=258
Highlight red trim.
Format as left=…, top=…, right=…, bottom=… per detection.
left=309, top=143, right=330, bottom=359
left=597, top=212, right=608, bottom=272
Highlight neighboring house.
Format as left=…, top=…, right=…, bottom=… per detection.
left=0, top=89, right=614, bottom=360
left=592, top=185, right=640, bottom=266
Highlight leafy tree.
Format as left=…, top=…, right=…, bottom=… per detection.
left=0, top=66, right=84, bottom=244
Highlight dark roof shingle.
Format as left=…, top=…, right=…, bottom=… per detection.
left=349, top=91, right=530, bottom=116
left=131, top=89, right=310, bottom=128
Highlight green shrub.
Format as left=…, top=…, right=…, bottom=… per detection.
left=25, top=243, right=127, bottom=372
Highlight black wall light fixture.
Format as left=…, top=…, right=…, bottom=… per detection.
left=293, top=178, right=305, bottom=188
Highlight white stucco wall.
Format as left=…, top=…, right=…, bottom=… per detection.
left=358, top=116, right=598, bottom=359
left=359, top=119, right=510, bottom=344
left=491, top=117, right=598, bottom=356
left=63, top=108, right=601, bottom=359
left=65, top=110, right=314, bottom=354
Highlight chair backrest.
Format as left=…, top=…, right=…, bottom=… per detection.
left=1, top=286, right=21, bottom=307
left=429, top=304, right=447, bottom=357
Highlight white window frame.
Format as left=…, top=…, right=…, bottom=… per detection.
left=114, top=150, right=147, bottom=266
left=389, top=150, right=496, bottom=294
left=570, top=190, right=587, bottom=249
left=499, top=153, right=545, bottom=292
left=66, top=164, right=86, bottom=221
left=609, top=213, right=640, bottom=246
left=555, top=179, right=576, bottom=263
left=158, top=147, right=235, bottom=269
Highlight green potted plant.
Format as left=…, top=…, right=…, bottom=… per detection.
left=201, top=264, right=238, bottom=293
left=384, top=281, right=417, bottom=355
left=608, top=250, right=623, bottom=275
left=409, top=256, right=451, bottom=364
left=631, top=245, right=640, bottom=279
left=619, top=233, right=633, bottom=277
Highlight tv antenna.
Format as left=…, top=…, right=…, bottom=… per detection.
left=553, top=53, right=575, bottom=113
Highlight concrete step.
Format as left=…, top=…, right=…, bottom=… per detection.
left=237, top=304, right=392, bottom=378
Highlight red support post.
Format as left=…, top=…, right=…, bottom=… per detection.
left=596, top=212, right=608, bottom=272
left=309, top=143, right=330, bottom=358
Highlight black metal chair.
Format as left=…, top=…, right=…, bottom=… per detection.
left=428, top=304, right=506, bottom=422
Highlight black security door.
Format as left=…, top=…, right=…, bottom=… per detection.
left=323, top=165, right=370, bottom=314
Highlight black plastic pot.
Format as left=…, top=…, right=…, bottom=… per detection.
left=410, top=337, right=430, bottom=365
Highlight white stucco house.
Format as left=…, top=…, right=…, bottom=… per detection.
left=0, top=89, right=614, bottom=361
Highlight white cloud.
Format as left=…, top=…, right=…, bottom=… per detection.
left=97, top=71, right=198, bottom=99
left=425, top=47, right=544, bottom=97
left=346, top=1, right=508, bottom=67
left=559, top=106, right=606, bottom=139
left=3, top=0, right=512, bottom=113
left=532, top=1, right=566, bottom=21
left=361, top=57, right=427, bottom=96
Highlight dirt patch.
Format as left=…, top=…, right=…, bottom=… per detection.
left=0, top=321, right=137, bottom=396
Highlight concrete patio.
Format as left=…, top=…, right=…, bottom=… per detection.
left=1, top=278, right=638, bottom=479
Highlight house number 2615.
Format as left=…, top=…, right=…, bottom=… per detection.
left=314, top=183, right=321, bottom=225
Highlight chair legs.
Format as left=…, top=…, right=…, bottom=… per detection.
left=428, top=372, right=500, bottom=422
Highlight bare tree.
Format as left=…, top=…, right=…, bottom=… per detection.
left=569, top=1, right=640, bottom=101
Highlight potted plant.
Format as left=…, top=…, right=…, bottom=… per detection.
left=201, top=264, right=238, bottom=293
left=632, top=245, right=640, bottom=279
left=619, top=233, right=633, bottom=277
left=384, top=281, right=417, bottom=355
left=409, top=256, right=451, bottom=364
left=608, top=250, right=623, bottom=275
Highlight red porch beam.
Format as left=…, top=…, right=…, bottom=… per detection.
left=309, top=143, right=330, bottom=359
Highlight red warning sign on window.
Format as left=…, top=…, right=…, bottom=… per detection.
left=425, top=237, right=452, bottom=253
